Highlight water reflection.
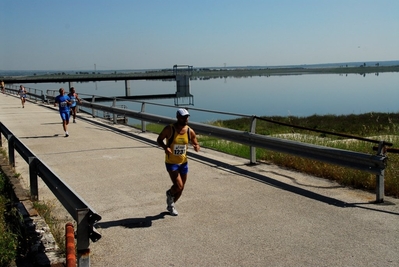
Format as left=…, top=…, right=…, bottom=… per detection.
left=23, top=72, right=399, bottom=123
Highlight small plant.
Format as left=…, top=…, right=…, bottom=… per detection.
left=0, top=147, right=7, bottom=158
left=33, top=200, right=66, bottom=257
left=0, top=171, right=19, bottom=266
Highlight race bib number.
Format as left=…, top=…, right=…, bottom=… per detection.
left=173, top=144, right=186, bottom=155
left=60, top=101, right=67, bottom=107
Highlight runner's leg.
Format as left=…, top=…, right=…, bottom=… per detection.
left=168, top=170, right=187, bottom=203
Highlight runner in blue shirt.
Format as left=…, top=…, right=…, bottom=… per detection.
left=54, top=88, right=72, bottom=137
left=68, top=86, right=81, bottom=123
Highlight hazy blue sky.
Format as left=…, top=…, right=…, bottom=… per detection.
left=1, top=0, right=398, bottom=71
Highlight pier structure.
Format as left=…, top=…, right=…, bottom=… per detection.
left=2, top=65, right=194, bottom=103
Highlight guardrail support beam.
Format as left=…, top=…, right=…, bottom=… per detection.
left=29, top=156, right=39, bottom=201
left=250, top=116, right=257, bottom=164
left=125, top=80, right=130, bottom=96
left=375, top=141, right=386, bottom=203
left=8, top=135, right=15, bottom=167
left=141, top=103, right=146, bottom=132
left=91, top=96, right=96, bottom=117
left=112, top=98, right=117, bottom=124
left=77, top=208, right=91, bottom=267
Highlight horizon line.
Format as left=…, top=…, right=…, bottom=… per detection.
left=1, top=59, right=399, bottom=73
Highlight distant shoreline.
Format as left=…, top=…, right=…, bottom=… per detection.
left=186, top=65, right=399, bottom=78
left=1, top=65, right=399, bottom=80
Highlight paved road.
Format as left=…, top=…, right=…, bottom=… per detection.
left=1, top=93, right=398, bottom=267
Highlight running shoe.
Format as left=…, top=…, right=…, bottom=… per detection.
left=167, top=204, right=178, bottom=216
left=166, top=190, right=174, bottom=206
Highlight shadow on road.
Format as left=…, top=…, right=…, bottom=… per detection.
left=96, top=212, right=169, bottom=229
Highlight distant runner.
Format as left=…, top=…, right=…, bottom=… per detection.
left=18, top=85, right=27, bottom=108
left=0, top=80, right=4, bottom=94
left=68, top=86, right=81, bottom=123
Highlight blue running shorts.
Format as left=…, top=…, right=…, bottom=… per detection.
left=59, top=111, right=70, bottom=121
left=165, top=162, right=188, bottom=174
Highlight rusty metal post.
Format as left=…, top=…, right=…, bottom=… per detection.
left=65, top=222, right=76, bottom=267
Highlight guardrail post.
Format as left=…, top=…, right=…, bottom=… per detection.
left=8, top=135, right=15, bottom=167
left=77, top=208, right=91, bottom=267
left=249, top=116, right=257, bottom=164
left=141, top=103, right=146, bottom=132
left=125, top=80, right=131, bottom=96
left=375, top=141, right=385, bottom=203
left=91, top=96, right=96, bottom=118
left=75, top=209, right=100, bottom=267
left=29, top=157, right=39, bottom=201
left=112, top=98, right=117, bottom=124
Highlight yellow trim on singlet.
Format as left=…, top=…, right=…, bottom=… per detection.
left=165, top=125, right=189, bottom=164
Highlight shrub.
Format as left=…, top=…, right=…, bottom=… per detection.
left=0, top=171, right=18, bottom=266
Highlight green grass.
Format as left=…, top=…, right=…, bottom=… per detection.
left=0, top=170, right=19, bottom=266
left=142, top=112, right=399, bottom=197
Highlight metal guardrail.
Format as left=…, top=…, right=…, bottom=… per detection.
left=6, top=89, right=391, bottom=202
left=57, top=96, right=388, bottom=203
left=0, top=122, right=101, bottom=267
left=4, top=85, right=45, bottom=102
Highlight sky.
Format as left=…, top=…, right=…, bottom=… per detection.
left=1, top=0, right=398, bottom=71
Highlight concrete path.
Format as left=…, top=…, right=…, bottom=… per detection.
left=1, top=93, right=398, bottom=267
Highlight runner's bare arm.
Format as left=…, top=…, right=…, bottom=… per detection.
left=190, top=129, right=200, bottom=152
left=157, top=125, right=172, bottom=153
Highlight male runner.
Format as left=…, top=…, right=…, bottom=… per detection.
left=157, top=108, right=200, bottom=216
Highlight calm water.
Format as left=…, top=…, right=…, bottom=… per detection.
left=24, top=72, right=399, bottom=123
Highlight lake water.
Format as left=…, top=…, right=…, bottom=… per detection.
left=23, top=72, right=399, bottom=123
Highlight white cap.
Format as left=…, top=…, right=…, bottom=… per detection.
left=176, top=108, right=190, bottom=117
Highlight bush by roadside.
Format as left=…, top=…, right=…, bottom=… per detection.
left=0, top=170, right=19, bottom=266
left=0, top=154, right=65, bottom=267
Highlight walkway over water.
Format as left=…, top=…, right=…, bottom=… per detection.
left=1, top=72, right=177, bottom=84
left=1, top=93, right=398, bottom=266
